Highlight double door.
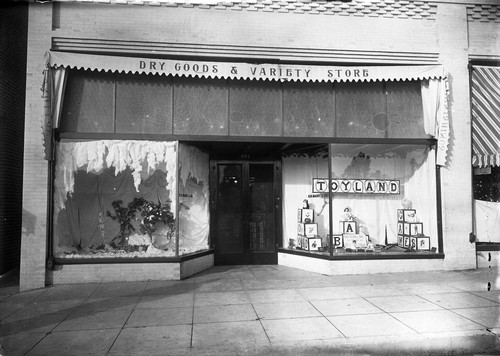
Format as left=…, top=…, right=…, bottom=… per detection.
left=211, top=161, right=280, bottom=265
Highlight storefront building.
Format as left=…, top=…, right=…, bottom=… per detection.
left=19, top=0, right=500, bottom=290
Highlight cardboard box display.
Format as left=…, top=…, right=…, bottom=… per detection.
left=403, top=235, right=411, bottom=249
left=298, top=223, right=318, bottom=237
left=403, top=222, right=423, bottom=237
left=298, top=209, right=314, bottom=223
left=410, top=236, right=431, bottom=251
left=397, top=234, right=405, bottom=248
left=397, top=222, right=404, bottom=235
left=397, top=209, right=416, bottom=222
left=302, top=237, right=322, bottom=251
left=343, top=234, right=368, bottom=249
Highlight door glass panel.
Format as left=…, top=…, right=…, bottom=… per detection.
left=249, top=164, right=274, bottom=252
left=215, top=164, right=243, bottom=253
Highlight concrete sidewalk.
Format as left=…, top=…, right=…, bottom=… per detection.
left=0, top=265, right=499, bottom=355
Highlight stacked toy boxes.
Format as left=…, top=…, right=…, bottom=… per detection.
left=397, top=209, right=430, bottom=250
left=337, top=220, right=369, bottom=250
left=297, top=208, right=321, bottom=251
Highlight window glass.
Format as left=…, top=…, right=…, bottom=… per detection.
left=335, top=81, right=386, bottom=138
left=53, top=140, right=178, bottom=259
left=115, top=73, right=173, bottom=134
left=60, top=70, right=114, bottom=133
left=229, top=80, right=282, bottom=136
left=282, top=147, right=330, bottom=253
left=386, top=81, right=426, bottom=138
left=178, top=143, right=210, bottom=255
left=330, top=143, right=438, bottom=253
left=474, top=167, right=500, bottom=202
left=282, top=144, right=438, bottom=255
left=283, top=81, right=335, bottom=137
left=174, top=77, right=228, bottom=136
left=59, top=69, right=427, bottom=141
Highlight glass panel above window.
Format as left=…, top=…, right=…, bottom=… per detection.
left=229, top=80, right=283, bottom=136
left=173, top=77, right=228, bottom=136
left=59, top=69, right=430, bottom=141
left=283, top=82, right=335, bottom=138
left=335, top=81, right=386, bottom=138
left=115, top=73, right=173, bottom=135
left=386, top=81, right=425, bottom=138
left=60, top=70, right=114, bottom=133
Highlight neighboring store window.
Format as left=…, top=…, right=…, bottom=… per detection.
left=474, top=167, right=500, bottom=202
left=473, top=167, right=500, bottom=244
left=53, top=140, right=209, bottom=259
left=282, top=144, right=439, bottom=255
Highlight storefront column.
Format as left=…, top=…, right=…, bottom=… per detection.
left=437, top=3, right=476, bottom=270
left=20, top=3, right=52, bottom=291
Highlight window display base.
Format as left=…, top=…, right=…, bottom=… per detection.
left=278, top=249, right=445, bottom=276
left=47, top=250, right=214, bottom=285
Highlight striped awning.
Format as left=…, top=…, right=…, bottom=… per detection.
left=472, top=66, right=500, bottom=167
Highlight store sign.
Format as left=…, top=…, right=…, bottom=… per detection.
left=47, top=52, right=446, bottom=84
left=140, top=59, right=373, bottom=82
left=312, top=178, right=400, bottom=195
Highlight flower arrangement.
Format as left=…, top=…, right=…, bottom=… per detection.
left=139, top=200, right=175, bottom=239
left=107, top=197, right=175, bottom=249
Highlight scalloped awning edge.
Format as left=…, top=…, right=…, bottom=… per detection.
left=47, top=51, right=447, bottom=83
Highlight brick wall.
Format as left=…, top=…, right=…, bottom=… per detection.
left=0, top=3, right=28, bottom=276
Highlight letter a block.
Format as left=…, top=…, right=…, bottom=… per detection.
left=340, top=221, right=357, bottom=234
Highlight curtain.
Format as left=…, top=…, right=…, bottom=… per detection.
left=178, top=144, right=210, bottom=255
left=282, top=156, right=329, bottom=247
left=421, top=78, right=450, bottom=166
left=42, top=65, right=67, bottom=160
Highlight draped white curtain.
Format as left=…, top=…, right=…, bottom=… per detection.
left=421, top=79, right=442, bottom=137
left=282, top=156, right=330, bottom=247
left=421, top=78, right=449, bottom=166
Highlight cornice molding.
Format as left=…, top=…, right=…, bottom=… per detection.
left=52, top=37, right=440, bottom=64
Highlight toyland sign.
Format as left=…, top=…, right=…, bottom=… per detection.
left=312, top=178, right=400, bottom=195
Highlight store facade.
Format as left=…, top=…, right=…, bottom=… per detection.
left=20, top=0, right=499, bottom=290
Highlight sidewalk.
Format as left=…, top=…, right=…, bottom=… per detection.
left=1, top=265, right=499, bottom=355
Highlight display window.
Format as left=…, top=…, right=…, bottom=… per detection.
left=52, top=140, right=209, bottom=260
left=282, top=143, right=439, bottom=256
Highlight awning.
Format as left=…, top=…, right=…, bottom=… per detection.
left=46, top=51, right=446, bottom=83
left=472, top=66, right=500, bottom=167
left=42, top=51, right=450, bottom=166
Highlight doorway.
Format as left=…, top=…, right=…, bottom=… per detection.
left=210, top=160, right=281, bottom=265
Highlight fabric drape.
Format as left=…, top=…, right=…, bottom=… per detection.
left=421, top=78, right=450, bottom=166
